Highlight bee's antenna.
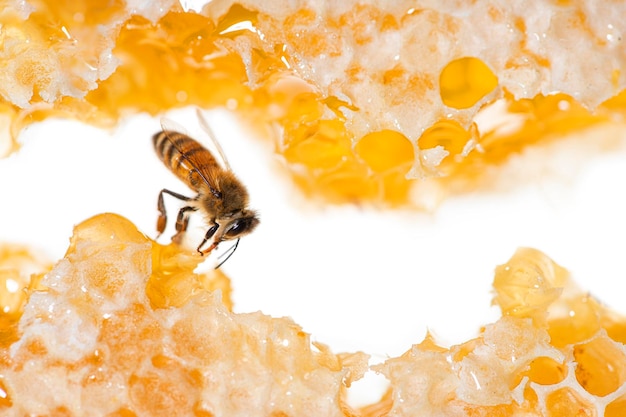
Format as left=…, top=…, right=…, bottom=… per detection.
left=215, top=238, right=240, bottom=269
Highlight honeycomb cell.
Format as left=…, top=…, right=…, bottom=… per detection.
left=355, top=130, right=414, bottom=174
left=548, top=296, right=606, bottom=348
left=129, top=372, right=192, bottom=417
left=606, top=394, right=626, bottom=417
left=545, top=387, right=594, bottom=417
left=86, top=11, right=251, bottom=118
left=439, top=57, right=498, bottom=109
left=417, top=119, right=475, bottom=173
left=522, top=357, right=568, bottom=386
left=573, top=334, right=626, bottom=397
left=418, top=120, right=472, bottom=155
left=313, top=160, right=380, bottom=203
left=282, top=119, right=351, bottom=170
left=99, top=303, right=164, bottom=370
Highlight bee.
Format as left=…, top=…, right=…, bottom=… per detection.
left=153, top=110, right=259, bottom=267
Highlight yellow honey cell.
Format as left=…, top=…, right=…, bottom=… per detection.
left=354, top=129, right=414, bottom=174
left=573, top=335, right=626, bottom=397
left=283, top=119, right=351, bottom=170
left=418, top=119, right=474, bottom=175
left=314, top=160, right=379, bottom=203
left=418, top=120, right=471, bottom=156
left=548, top=297, right=604, bottom=348
left=523, top=357, right=568, bottom=386
left=545, top=388, right=594, bottom=417
left=439, top=57, right=498, bottom=109
left=606, top=395, right=626, bottom=417
left=86, top=12, right=251, bottom=117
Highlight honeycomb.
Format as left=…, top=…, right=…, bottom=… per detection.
left=1, top=216, right=625, bottom=415
left=0, top=214, right=369, bottom=416
left=1, top=0, right=625, bottom=204
left=377, top=248, right=626, bottom=416
left=1, top=0, right=626, bottom=415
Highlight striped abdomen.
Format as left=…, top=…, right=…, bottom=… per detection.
left=153, top=130, right=222, bottom=192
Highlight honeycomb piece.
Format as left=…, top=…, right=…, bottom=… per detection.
left=1, top=0, right=626, bottom=204
left=0, top=213, right=367, bottom=416
left=0, top=216, right=625, bottom=414
left=371, top=248, right=626, bottom=417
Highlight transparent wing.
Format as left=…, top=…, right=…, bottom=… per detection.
left=159, top=117, right=221, bottom=196
left=195, top=107, right=232, bottom=171
left=160, top=117, right=188, bottom=138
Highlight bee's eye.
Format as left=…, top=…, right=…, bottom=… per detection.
left=224, top=217, right=259, bottom=239
left=225, top=220, right=246, bottom=238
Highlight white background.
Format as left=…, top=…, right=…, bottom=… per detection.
left=1, top=107, right=625, bottom=404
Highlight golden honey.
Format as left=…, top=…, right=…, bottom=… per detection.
left=0, top=214, right=367, bottom=416
left=1, top=0, right=625, bottom=205
left=376, top=248, right=626, bottom=416
left=1, top=0, right=626, bottom=415
left=0, top=220, right=625, bottom=415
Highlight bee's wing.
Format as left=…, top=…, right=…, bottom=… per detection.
left=159, top=117, right=222, bottom=196
left=160, top=117, right=188, bottom=135
left=195, top=108, right=232, bottom=172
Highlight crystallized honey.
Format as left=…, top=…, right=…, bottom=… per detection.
left=0, top=215, right=624, bottom=416
left=2, top=0, right=626, bottom=415
left=0, top=214, right=368, bottom=416
left=376, top=248, right=626, bottom=417
left=1, top=0, right=625, bottom=205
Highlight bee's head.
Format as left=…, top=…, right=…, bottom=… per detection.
left=198, top=210, right=260, bottom=268
left=217, top=209, right=260, bottom=242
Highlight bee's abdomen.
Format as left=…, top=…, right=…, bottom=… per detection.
left=153, top=130, right=219, bottom=191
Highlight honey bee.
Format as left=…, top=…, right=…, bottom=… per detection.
left=153, top=110, right=259, bottom=267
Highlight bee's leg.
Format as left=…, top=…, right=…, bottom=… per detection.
left=156, top=189, right=192, bottom=238
left=172, top=205, right=197, bottom=244
left=196, top=224, right=219, bottom=255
